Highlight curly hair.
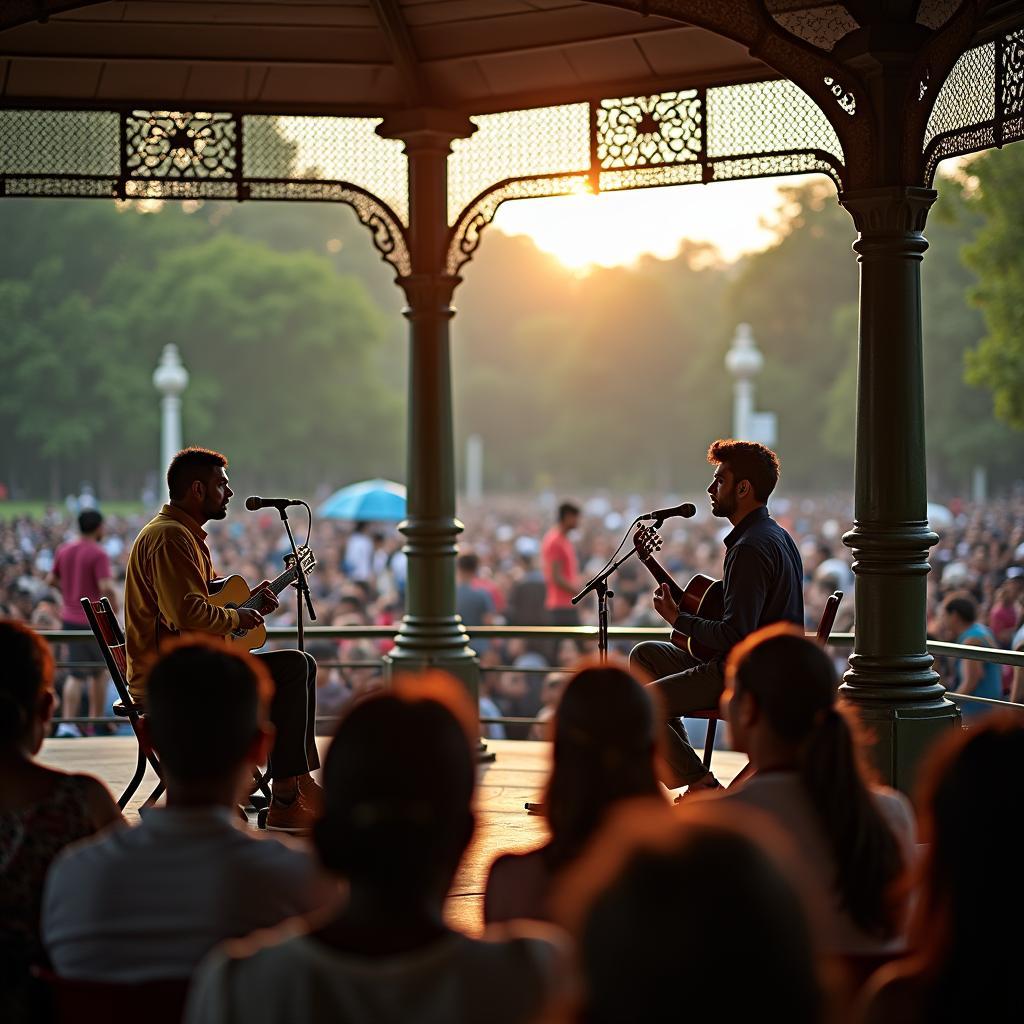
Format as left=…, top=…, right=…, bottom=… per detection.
left=708, top=439, right=780, bottom=502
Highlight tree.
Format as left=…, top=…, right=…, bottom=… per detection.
left=963, top=143, right=1024, bottom=429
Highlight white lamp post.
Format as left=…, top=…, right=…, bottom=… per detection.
left=725, top=323, right=775, bottom=444
left=153, top=343, right=189, bottom=477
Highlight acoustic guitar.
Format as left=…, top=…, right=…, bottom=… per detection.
left=633, top=524, right=724, bottom=662
left=208, top=545, right=317, bottom=651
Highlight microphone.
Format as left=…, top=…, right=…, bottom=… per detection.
left=244, top=496, right=303, bottom=511
left=638, top=502, right=697, bottom=522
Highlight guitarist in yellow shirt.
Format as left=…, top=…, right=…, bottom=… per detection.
left=124, top=447, right=321, bottom=834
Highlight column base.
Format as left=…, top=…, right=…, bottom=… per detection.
left=843, top=693, right=961, bottom=791
left=384, top=614, right=480, bottom=693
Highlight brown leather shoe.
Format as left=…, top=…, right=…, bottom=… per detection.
left=266, top=788, right=318, bottom=835
left=297, top=775, right=324, bottom=812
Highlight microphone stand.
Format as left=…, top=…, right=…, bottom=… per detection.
left=279, top=502, right=316, bottom=653
left=572, top=525, right=653, bottom=664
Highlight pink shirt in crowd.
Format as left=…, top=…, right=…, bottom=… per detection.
left=541, top=528, right=578, bottom=610
left=52, top=539, right=111, bottom=625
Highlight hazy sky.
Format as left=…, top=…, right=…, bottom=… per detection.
left=493, top=172, right=823, bottom=270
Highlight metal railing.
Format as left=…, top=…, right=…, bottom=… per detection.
left=37, top=624, right=1024, bottom=727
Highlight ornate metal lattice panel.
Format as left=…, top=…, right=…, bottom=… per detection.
left=126, top=112, right=237, bottom=180
left=707, top=79, right=844, bottom=166
left=0, top=109, right=119, bottom=177
left=1004, top=28, right=1024, bottom=120
left=770, top=5, right=858, bottom=52
left=924, top=43, right=996, bottom=146
left=446, top=174, right=588, bottom=276
left=923, top=29, right=1024, bottom=183
left=443, top=75, right=846, bottom=272
left=447, top=104, right=590, bottom=226
left=596, top=91, right=702, bottom=168
left=598, top=164, right=704, bottom=192
left=0, top=107, right=410, bottom=276
left=248, top=181, right=410, bottom=276
left=244, top=115, right=408, bottom=225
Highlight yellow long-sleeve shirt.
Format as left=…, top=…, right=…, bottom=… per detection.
left=124, top=504, right=240, bottom=698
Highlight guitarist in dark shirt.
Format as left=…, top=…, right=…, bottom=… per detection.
left=630, top=440, right=804, bottom=794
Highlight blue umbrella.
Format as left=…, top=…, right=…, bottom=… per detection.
left=318, top=479, right=407, bottom=521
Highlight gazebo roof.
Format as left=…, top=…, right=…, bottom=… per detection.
left=0, top=1, right=765, bottom=116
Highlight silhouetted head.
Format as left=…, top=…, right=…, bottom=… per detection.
left=166, top=446, right=231, bottom=522
left=0, top=619, right=56, bottom=754
left=726, top=623, right=905, bottom=939
left=77, top=509, right=104, bottom=536
left=558, top=502, right=581, bottom=530
left=314, top=672, right=477, bottom=899
left=545, top=661, right=661, bottom=867
left=706, top=439, right=780, bottom=518
left=726, top=623, right=837, bottom=754
left=562, top=805, right=821, bottom=1024
left=145, top=637, right=273, bottom=785
left=913, top=714, right=1024, bottom=983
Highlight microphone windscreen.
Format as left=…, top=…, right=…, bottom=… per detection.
left=244, top=496, right=262, bottom=511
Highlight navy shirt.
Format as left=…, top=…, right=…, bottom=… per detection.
left=673, top=506, right=804, bottom=659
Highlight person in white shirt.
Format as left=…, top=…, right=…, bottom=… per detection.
left=719, top=623, right=916, bottom=956
left=42, top=638, right=332, bottom=982
left=186, top=673, right=567, bottom=1024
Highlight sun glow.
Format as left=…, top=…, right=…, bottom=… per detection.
left=492, top=174, right=821, bottom=271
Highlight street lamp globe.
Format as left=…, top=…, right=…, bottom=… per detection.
left=725, top=323, right=764, bottom=380
left=153, top=343, right=189, bottom=396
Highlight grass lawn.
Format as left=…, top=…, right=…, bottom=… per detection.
left=0, top=500, right=148, bottom=520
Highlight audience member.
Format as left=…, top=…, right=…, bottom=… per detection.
left=485, top=662, right=662, bottom=924
left=720, top=624, right=915, bottom=954
left=555, top=800, right=823, bottom=1024
left=42, top=638, right=330, bottom=982
left=0, top=620, right=121, bottom=1023
left=46, top=509, right=119, bottom=734
left=939, top=593, right=1003, bottom=714
left=186, top=673, right=566, bottom=1024
left=541, top=502, right=581, bottom=627
left=860, top=714, right=1024, bottom=1024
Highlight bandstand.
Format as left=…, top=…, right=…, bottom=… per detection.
left=3, top=0, right=1023, bottom=788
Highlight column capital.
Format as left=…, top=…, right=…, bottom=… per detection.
left=376, top=108, right=476, bottom=152
left=838, top=185, right=937, bottom=235
left=399, top=273, right=460, bottom=312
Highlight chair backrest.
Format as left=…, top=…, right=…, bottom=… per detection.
left=80, top=596, right=132, bottom=706
left=33, top=968, right=189, bottom=1024
left=814, top=591, right=844, bottom=646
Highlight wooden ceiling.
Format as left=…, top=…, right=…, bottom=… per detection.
left=0, top=1, right=768, bottom=115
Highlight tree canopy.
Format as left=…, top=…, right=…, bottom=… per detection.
left=1, top=145, right=1022, bottom=502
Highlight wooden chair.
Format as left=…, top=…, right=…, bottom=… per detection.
left=32, top=967, right=190, bottom=1024
left=80, top=596, right=164, bottom=810
left=685, top=591, right=845, bottom=781
left=79, top=597, right=273, bottom=819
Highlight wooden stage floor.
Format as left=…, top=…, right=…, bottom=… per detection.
left=39, top=735, right=746, bottom=934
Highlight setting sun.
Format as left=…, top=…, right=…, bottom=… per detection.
left=493, top=174, right=822, bottom=270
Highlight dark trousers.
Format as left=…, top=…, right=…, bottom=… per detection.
left=629, top=641, right=725, bottom=787
left=256, top=649, right=319, bottom=779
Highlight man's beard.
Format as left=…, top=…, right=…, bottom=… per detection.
left=711, top=495, right=737, bottom=518
left=210, top=504, right=229, bottom=520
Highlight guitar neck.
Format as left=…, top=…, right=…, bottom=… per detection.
left=241, top=564, right=301, bottom=610
left=638, top=551, right=684, bottom=603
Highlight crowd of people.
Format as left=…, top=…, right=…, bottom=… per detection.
left=2, top=489, right=1023, bottom=737
left=1, top=616, right=1020, bottom=1023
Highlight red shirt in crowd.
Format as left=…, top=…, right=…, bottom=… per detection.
left=52, top=539, right=111, bottom=626
left=541, top=527, right=578, bottom=610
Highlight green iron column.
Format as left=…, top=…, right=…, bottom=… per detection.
left=838, top=186, right=959, bottom=790
left=378, top=109, right=480, bottom=695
